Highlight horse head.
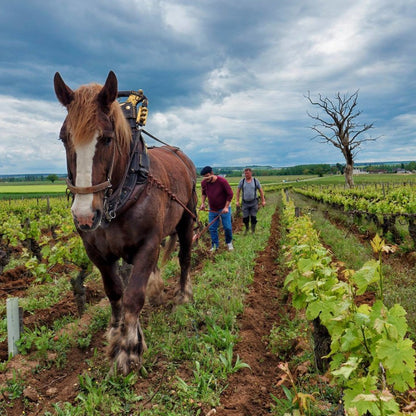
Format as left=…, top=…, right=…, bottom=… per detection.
left=54, top=71, right=131, bottom=231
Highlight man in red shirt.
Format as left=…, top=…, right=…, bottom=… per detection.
left=199, top=166, right=234, bottom=251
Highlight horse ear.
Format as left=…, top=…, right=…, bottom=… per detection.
left=97, top=71, right=118, bottom=113
left=54, top=72, right=74, bottom=107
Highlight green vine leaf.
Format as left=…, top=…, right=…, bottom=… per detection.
left=376, top=337, right=415, bottom=391
left=331, top=356, right=361, bottom=380
left=350, top=260, right=380, bottom=295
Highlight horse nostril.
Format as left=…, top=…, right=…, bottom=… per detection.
left=74, top=213, right=95, bottom=228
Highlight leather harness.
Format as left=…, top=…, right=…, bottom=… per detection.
left=65, top=90, right=196, bottom=222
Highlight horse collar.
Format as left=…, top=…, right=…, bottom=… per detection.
left=103, top=129, right=150, bottom=222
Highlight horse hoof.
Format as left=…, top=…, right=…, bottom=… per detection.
left=106, top=324, right=147, bottom=375
left=174, top=287, right=193, bottom=304
left=107, top=353, right=142, bottom=376
left=146, top=268, right=165, bottom=306
left=116, top=350, right=142, bottom=375
left=147, top=290, right=166, bottom=306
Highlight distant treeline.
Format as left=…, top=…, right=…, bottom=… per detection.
left=213, top=164, right=339, bottom=176
left=363, top=161, right=416, bottom=173
left=0, top=174, right=64, bottom=183
left=2, top=161, right=416, bottom=183
left=214, top=161, right=416, bottom=176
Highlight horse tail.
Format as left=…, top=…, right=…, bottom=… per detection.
left=161, top=233, right=178, bottom=266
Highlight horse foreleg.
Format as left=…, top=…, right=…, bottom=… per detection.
left=92, top=260, right=125, bottom=361
left=94, top=262, right=122, bottom=321
left=83, top=240, right=125, bottom=332
left=109, top=244, right=159, bottom=375
left=175, top=215, right=194, bottom=304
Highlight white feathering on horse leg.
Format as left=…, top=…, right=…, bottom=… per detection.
left=146, top=268, right=166, bottom=306
left=174, top=276, right=193, bottom=304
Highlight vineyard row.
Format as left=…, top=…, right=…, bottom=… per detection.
left=281, top=190, right=415, bottom=415
left=294, top=184, right=416, bottom=245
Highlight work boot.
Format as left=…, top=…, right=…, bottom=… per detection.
left=251, top=223, right=256, bottom=234
left=244, top=225, right=249, bottom=235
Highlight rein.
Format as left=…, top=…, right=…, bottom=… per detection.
left=141, top=129, right=172, bottom=146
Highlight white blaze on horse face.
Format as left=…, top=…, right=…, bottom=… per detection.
left=71, top=134, right=99, bottom=225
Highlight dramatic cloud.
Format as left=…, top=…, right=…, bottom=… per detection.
left=0, top=0, right=415, bottom=173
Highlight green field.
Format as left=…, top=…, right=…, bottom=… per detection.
left=0, top=183, right=67, bottom=199
left=0, top=184, right=66, bottom=193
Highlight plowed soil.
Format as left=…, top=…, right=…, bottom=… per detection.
left=216, top=209, right=291, bottom=415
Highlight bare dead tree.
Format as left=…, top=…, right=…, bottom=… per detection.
left=306, top=90, right=376, bottom=188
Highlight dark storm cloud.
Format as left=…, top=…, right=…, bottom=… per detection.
left=0, top=0, right=415, bottom=173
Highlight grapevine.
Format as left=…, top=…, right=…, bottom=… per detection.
left=281, top=190, right=416, bottom=415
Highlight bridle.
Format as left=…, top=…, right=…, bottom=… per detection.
left=65, top=145, right=116, bottom=195
left=65, top=177, right=112, bottom=195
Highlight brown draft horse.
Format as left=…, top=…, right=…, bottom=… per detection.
left=54, top=71, right=197, bottom=375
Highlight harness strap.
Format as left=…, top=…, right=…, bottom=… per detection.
left=66, top=145, right=116, bottom=195
left=153, top=146, right=198, bottom=220
left=103, top=130, right=149, bottom=221
left=141, top=129, right=172, bottom=147
left=66, top=177, right=112, bottom=195
left=241, top=177, right=260, bottom=202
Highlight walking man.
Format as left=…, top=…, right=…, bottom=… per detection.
left=199, top=166, right=234, bottom=251
left=236, top=168, right=266, bottom=234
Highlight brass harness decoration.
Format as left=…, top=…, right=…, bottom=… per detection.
left=119, top=89, right=148, bottom=128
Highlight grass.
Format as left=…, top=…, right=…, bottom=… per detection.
left=128, top=200, right=277, bottom=414
left=0, top=183, right=67, bottom=200
left=1, top=173, right=415, bottom=192
left=1, top=173, right=415, bottom=201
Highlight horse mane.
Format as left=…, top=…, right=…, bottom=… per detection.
left=66, top=83, right=132, bottom=154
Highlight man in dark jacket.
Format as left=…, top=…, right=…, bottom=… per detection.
left=199, top=166, right=234, bottom=251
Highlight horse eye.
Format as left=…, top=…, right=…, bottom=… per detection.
left=101, top=136, right=113, bottom=145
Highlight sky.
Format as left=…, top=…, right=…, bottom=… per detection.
left=0, top=0, right=415, bottom=174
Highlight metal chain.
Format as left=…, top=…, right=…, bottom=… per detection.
left=147, top=173, right=196, bottom=220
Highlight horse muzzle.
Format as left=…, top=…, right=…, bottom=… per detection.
left=73, top=209, right=103, bottom=231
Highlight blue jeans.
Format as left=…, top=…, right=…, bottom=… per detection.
left=209, top=209, right=233, bottom=248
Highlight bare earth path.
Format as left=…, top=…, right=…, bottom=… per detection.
left=217, top=208, right=292, bottom=415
